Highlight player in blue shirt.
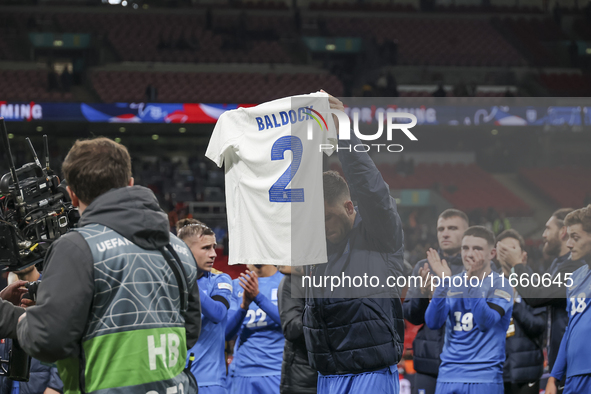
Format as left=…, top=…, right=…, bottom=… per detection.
left=547, top=205, right=591, bottom=394
left=225, top=265, right=284, bottom=394
left=425, top=226, right=513, bottom=394
left=178, top=219, right=233, bottom=394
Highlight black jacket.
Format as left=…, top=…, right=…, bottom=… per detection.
left=303, top=134, right=405, bottom=375
left=278, top=274, right=317, bottom=394
left=16, top=186, right=201, bottom=362
left=504, top=294, right=546, bottom=384
left=402, top=252, right=464, bottom=376
left=513, top=253, right=584, bottom=370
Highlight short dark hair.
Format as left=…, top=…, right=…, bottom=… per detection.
left=176, top=218, right=214, bottom=241
left=463, top=225, right=496, bottom=247
left=62, top=137, right=132, bottom=205
left=565, top=205, right=591, bottom=234
left=439, top=208, right=469, bottom=225
left=552, top=208, right=574, bottom=227
left=497, top=229, right=525, bottom=252
left=323, top=171, right=350, bottom=205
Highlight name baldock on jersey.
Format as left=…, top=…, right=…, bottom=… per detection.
left=205, top=92, right=337, bottom=266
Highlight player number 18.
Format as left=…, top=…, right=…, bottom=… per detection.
left=570, top=297, right=587, bottom=316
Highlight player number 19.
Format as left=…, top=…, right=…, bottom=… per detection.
left=453, top=312, right=474, bottom=332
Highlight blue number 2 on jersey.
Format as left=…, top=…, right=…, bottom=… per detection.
left=269, top=135, right=305, bottom=203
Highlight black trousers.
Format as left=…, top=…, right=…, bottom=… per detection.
left=412, top=372, right=437, bottom=394
left=504, top=381, right=540, bottom=394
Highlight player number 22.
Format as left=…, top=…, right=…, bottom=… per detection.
left=269, top=136, right=304, bottom=203
left=246, top=309, right=268, bottom=328
left=453, top=312, right=474, bottom=332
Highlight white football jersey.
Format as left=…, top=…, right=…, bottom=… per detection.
left=205, top=92, right=337, bottom=266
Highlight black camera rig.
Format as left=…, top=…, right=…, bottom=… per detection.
left=0, top=118, right=79, bottom=381
left=0, top=117, right=80, bottom=381
left=0, top=118, right=79, bottom=274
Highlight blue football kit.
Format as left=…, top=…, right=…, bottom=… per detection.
left=551, top=263, right=591, bottom=394
left=186, top=271, right=233, bottom=393
left=425, top=270, right=513, bottom=394
left=225, top=270, right=285, bottom=394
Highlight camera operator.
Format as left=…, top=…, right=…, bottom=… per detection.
left=16, top=137, right=201, bottom=394
left=0, top=281, right=27, bottom=339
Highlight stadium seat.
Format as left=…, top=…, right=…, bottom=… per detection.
left=91, top=71, right=344, bottom=103
left=520, top=167, right=591, bottom=208
left=0, top=69, right=74, bottom=102
left=333, top=161, right=530, bottom=216
left=325, top=17, right=527, bottom=67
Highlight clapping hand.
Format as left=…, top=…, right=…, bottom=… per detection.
left=418, top=263, right=434, bottom=297
left=239, top=270, right=259, bottom=310
left=497, top=242, right=524, bottom=268
left=426, top=248, right=451, bottom=278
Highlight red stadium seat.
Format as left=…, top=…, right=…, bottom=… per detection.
left=91, top=71, right=344, bottom=103
left=520, top=167, right=591, bottom=208
left=330, top=162, right=530, bottom=215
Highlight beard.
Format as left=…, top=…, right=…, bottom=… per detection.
left=15, top=265, right=36, bottom=279
left=543, top=236, right=562, bottom=257
left=328, top=213, right=353, bottom=245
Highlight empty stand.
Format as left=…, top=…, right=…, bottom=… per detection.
left=520, top=167, right=591, bottom=208
left=574, top=18, right=591, bottom=41
left=309, top=3, right=541, bottom=13
left=398, top=88, right=511, bottom=97
left=52, top=12, right=292, bottom=64
left=435, top=4, right=542, bottom=13
left=0, top=69, right=73, bottom=101
left=91, top=71, right=343, bottom=103
left=325, top=17, right=526, bottom=67
left=0, top=13, right=28, bottom=61
left=539, top=73, right=591, bottom=96
left=494, top=17, right=566, bottom=67
left=0, top=30, right=22, bottom=61
left=331, top=162, right=530, bottom=216
left=309, top=2, right=416, bottom=12
left=6, top=11, right=534, bottom=68
left=2, top=10, right=541, bottom=68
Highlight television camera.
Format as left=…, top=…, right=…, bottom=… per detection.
left=0, top=117, right=79, bottom=381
